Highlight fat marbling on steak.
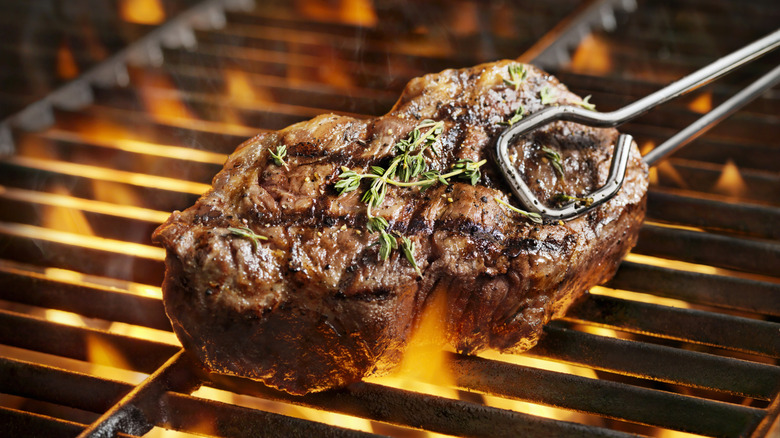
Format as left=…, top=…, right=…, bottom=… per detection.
left=153, top=61, right=648, bottom=395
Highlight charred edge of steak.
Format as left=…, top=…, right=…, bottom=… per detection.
left=153, top=60, right=649, bottom=395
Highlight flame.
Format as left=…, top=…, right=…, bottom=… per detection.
left=449, top=2, right=479, bottom=36
left=57, top=40, right=79, bottom=79
left=712, top=159, right=747, bottom=197
left=318, top=58, right=356, bottom=89
left=295, top=0, right=377, bottom=27
left=86, top=333, right=134, bottom=370
left=687, top=92, right=713, bottom=114
left=120, top=0, right=165, bottom=25
left=640, top=140, right=656, bottom=156
left=136, top=72, right=197, bottom=122
left=393, top=285, right=457, bottom=387
left=225, top=70, right=259, bottom=105
left=569, top=34, right=613, bottom=74
left=654, top=161, right=688, bottom=189
left=367, top=284, right=459, bottom=437
left=41, top=185, right=94, bottom=235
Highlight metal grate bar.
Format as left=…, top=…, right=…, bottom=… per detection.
left=0, top=355, right=380, bottom=438
left=635, top=224, right=780, bottom=277
left=450, top=353, right=765, bottom=437
left=608, top=261, right=780, bottom=317
left=0, top=160, right=198, bottom=213
left=0, top=406, right=91, bottom=438
left=0, top=265, right=169, bottom=331
left=565, top=294, right=780, bottom=358
left=531, top=324, right=780, bottom=399
left=646, top=190, right=780, bottom=239
left=0, top=226, right=165, bottom=284
left=0, top=356, right=128, bottom=416
left=160, top=391, right=384, bottom=438
left=205, top=374, right=637, bottom=438
left=0, top=308, right=176, bottom=374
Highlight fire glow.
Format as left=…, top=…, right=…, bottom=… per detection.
left=569, top=34, right=613, bottom=74
left=120, top=0, right=166, bottom=25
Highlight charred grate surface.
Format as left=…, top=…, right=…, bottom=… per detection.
left=0, top=0, right=779, bottom=437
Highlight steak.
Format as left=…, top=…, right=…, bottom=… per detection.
left=153, top=60, right=648, bottom=395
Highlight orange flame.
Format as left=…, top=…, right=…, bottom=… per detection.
left=450, top=2, right=479, bottom=36
left=136, top=71, right=197, bottom=122
left=687, top=92, right=713, bottom=114
left=225, top=69, right=259, bottom=105
left=57, top=40, right=79, bottom=79
left=569, top=34, right=613, bottom=74
left=295, top=0, right=377, bottom=27
left=655, top=161, right=688, bottom=189
left=640, top=140, right=656, bottom=156
left=42, top=185, right=94, bottom=235
left=120, top=0, right=165, bottom=25
left=713, top=159, right=747, bottom=197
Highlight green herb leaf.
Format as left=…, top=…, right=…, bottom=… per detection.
left=452, top=159, right=483, bottom=185
left=498, top=105, right=525, bottom=127
left=576, top=95, right=596, bottom=111
left=552, top=193, right=594, bottom=207
left=540, top=86, right=557, bottom=105
left=227, top=226, right=268, bottom=252
left=494, top=197, right=543, bottom=224
left=503, top=64, right=528, bottom=91
left=399, top=235, right=421, bottom=276
left=268, top=145, right=288, bottom=169
left=378, top=230, right=398, bottom=261
left=541, top=146, right=565, bottom=179
left=334, top=168, right=363, bottom=194
left=366, top=216, right=390, bottom=233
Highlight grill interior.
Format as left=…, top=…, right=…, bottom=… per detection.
left=1, top=0, right=779, bottom=437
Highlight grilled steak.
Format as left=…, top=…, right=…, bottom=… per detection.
left=153, top=61, right=648, bottom=395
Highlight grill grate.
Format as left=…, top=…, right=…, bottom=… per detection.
left=1, top=0, right=779, bottom=437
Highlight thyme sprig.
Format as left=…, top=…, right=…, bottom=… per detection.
left=541, top=146, right=565, bottom=179
left=399, top=235, right=421, bottom=276
left=494, top=197, right=543, bottom=224
left=540, top=86, right=557, bottom=105
left=576, top=95, right=596, bottom=111
left=394, top=119, right=443, bottom=182
left=503, top=64, right=528, bottom=91
left=498, top=105, right=525, bottom=127
left=553, top=193, right=594, bottom=207
left=335, top=120, right=486, bottom=270
left=227, top=226, right=268, bottom=251
left=336, top=158, right=487, bottom=208
left=268, top=145, right=288, bottom=169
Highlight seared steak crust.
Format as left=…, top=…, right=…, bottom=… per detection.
left=153, top=61, right=648, bottom=394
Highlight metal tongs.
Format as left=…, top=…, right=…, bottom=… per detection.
left=495, top=29, right=780, bottom=222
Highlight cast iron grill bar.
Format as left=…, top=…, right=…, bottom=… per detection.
left=608, top=261, right=780, bottom=317
left=204, top=373, right=637, bottom=438
left=0, top=308, right=177, bottom=374
left=530, top=324, right=780, bottom=400
left=646, top=190, right=780, bottom=239
left=564, top=294, right=780, bottom=358
left=634, top=224, right=780, bottom=277
left=449, top=353, right=765, bottom=437
left=0, top=406, right=103, bottom=438
left=0, top=265, right=170, bottom=331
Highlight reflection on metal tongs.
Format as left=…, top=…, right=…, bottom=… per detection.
left=495, top=29, right=780, bottom=222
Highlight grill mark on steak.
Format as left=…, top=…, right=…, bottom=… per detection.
left=153, top=60, right=648, bottom=395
